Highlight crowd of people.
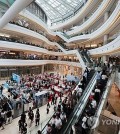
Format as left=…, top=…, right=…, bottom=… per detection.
left=0, top=66, right=91, bottom=133
left=0, top=51, right=79, bottom=62
left=9, top=21, right=65, bottom=52
left=0, top=35, right=61, bottom=52
left=5, top=21, right=96, bottom=53
left=41, top=67, right=93, bottom=134
left=0, top=55, right=116, bottom=134
left=9, top=21, right=47, bottom=38
left=70, top=60, right=114, bottom=134
left=18, top=107, right=41, bottom=134
left=0, top=72, right=78, bottom=132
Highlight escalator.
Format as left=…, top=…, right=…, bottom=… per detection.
left=78, top=49, right=87, bottom=65
left=56, top=42, right=88, bottom=71
left=59, top=70, right=96, bottom=134
left=67, top=73, right=115, bottom=134
left=57, top=41, right=67, bottom=50
left=83, top=50, right=93, bottom=64
left=79, top=49, right=93, bottom=67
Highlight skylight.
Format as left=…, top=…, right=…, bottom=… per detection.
left=36, top=0, right=84, bottom=23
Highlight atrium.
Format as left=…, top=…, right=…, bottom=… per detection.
left=0, top=0, right=120, bottom=134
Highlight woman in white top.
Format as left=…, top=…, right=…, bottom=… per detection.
left=91, top=99, right=97, bottom=108
left=55, top=116, right=62, bottom=130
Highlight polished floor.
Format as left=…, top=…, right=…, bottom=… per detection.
left=0, top=97, right=62, bottom=134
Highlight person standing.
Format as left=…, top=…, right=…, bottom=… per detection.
left=21, top=112, right=26, bottom=124
left=6, top=110, right=12, bottom=124
left=0, top=113, right=5, bottom=130
left=35, top=109, right=40, bottom=126
left=51, top=96, right=55, bottom=105
left=46, top=105, right=49, bottom=114
left=1, top=110, right=6, bottom=124
left=21, top=121, right=27, bottom=134
left=29, top=110, right=34, bottom=127
left=37, top=130, right=41, bottom=134
left=18, top=119, right=22, bottom=133
left=0, top=85, right=3, bottom=94
left=22, top=122, right=27, bottom=134
left=47, top=102, right=50, bottom=108
left=28, top=107, right=32, bottom=120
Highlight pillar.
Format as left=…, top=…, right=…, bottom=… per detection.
left=41, top=65, right=44, bottom=74
left=102, top=55, right=109, bottom=63
left=104, top=34, right=109, bottom=45
left=83, top=17, right=86, bottom=23
left=103, top=11, right=109, bottom=44
left=104, top=11, right=109, bottom=22
left=0, top=0, right=34, bottom=29
left=102, top=11, right=109, bottom=62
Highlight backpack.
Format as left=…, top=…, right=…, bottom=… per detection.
left=36, top=113, right=40, bottom=119
left=86, top=116, right=95, bottom=128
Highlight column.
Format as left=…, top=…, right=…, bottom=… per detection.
left=82, top=17, right=86, bottom=34
left=0, top=0, right=34, bottom=29
left=102, top=56, right=107, bottom=63
left=102, top=11, right=109, bottom=61
left=104, top=11, right=109, bottom=44
left=104, top=11, right=109, bottom=22
left=102, top=55, right=109, bottom=63
left=83, top=17, right=86, bottom=23
left=103, top=11, right=109, bottom=44
left=104, top=34, right=109, bottom=45
left=41, top=65, right=44, bottom=74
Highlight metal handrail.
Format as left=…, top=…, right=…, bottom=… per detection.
left=61, top=71, right=97, bottom=134
left=90, top=73, right=115, bottom=134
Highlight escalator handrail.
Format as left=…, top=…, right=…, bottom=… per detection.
left=62, top=71, right=97, bottom=134
left=82, top=51, right=92, bottom=64
left=91, top=73, right=115, bottom=130
left=78, top=50, right=87, bottom=63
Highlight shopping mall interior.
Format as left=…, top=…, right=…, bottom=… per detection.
left=0, top=0, right=120, bottom=134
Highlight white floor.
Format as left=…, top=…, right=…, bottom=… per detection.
left=0, top=98, right=62, bottom=134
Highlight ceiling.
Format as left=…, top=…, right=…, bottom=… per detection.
left=36, top=0, right=84, bottom=23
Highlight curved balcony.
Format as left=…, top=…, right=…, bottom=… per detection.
left=66, top=0, right=113, bottom=36
left=57, top=2, right=120, bottom=43
left=0, top=31, right=120, bottom=70
left=0, top=59, right=81, bottom=67
left=0, top=40, right=63, bottom=56
left=18, top=1, right=120, bottom=43
left=19, top=10, right=56, bottom=36
left=49, top=0, right=99, bottom=30
left=3, top=23, right=55, bottom=46
left=4, top=0, right=120, bottom=51
left=89, top=35, right=120, bottom=56
left=0, top=40, right=87, bottom=70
